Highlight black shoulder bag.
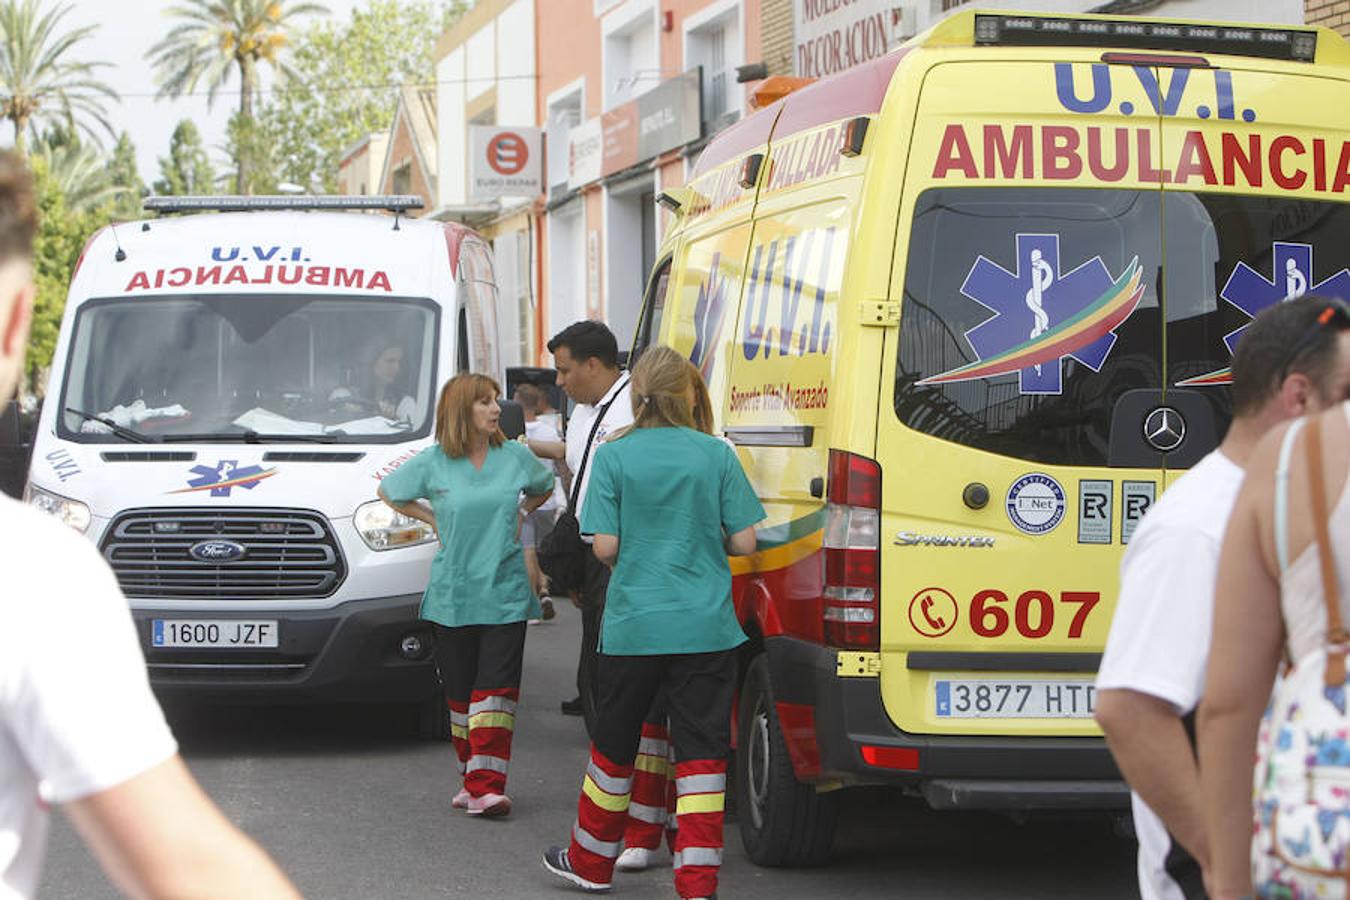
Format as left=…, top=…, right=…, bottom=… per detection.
left=537, top=381, right=625, bottom=593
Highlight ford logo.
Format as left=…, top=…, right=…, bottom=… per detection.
left=189, top=540, right=246, bottom=563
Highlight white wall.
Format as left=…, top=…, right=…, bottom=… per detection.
left=497, top=0, right=536, bottom=126
left=602, top=0, right=659, bottom=110
left=548, top=203, right=588, bottom=337
left=437, top=47, right=468, bottom=208
left=604, top=178, right=650, bottom=349
left=923, top=0, right=1305, bottom=30
left=1150, top=0, right=1303, bottom=24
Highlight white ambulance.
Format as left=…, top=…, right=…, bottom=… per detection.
left=23, top=196, right=506, bottom=733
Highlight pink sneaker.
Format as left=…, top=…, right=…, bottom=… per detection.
left=452, top=788, right=471, bottom=809
left=465, top=792, right=511, bottom=817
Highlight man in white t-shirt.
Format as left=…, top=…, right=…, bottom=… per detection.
left=0, top=154, right=297, bottom=900
left=1096, top=296, right=1350, bottom=900
left=532, top=321, right=634, bottom=733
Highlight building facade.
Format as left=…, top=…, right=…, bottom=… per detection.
left=537, top=0, right=764, bottom=358
left=1308, top=0, right=1350, bottom=34
left=378, top=85, right=438, bottom=213
left=336, top=132, right=389, bottom=197
left=432, top=0, right=541, bottom=371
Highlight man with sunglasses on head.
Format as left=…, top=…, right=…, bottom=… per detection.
left=1095, top=296, right=1350, bottom=900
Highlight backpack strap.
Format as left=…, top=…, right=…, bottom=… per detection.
left=1275, top=419, right=1306, bottom=575
left=1305, top=413, right=1348, bottom=687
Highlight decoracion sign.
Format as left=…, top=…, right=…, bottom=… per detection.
left=794, top=1, right=908, bottom=78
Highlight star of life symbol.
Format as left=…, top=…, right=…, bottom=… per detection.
left=1220, top=242, right=1350, bottom=353
left=925, top=234, right=1142, bottom=395
left=1177, top=243, right=1350, bottom=386
left=175, top=459, right=276, bottom=497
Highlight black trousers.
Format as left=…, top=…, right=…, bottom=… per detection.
left=592, top=650, right=736, bottom=766
left=577, top=551, right=610, bottom=737
left=432, top=621, right=527, bottom=702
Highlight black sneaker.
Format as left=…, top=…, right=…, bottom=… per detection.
left=561, top=696, right=583, bottom=716
left=542, top=846, right=611, bottom=893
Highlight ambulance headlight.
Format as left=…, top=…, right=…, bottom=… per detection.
left=24, top=484, right=91, bottom=533
left=354, top=499, right=437, bottom=550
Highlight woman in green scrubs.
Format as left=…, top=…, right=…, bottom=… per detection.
left=543, top=346, right=764, bottom=899
left=379, top=373, right=555, bottom=818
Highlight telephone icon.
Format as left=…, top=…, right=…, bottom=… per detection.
left=908, top=587, right=957, bottom=638
left=921, top=595, right=946, bottom=631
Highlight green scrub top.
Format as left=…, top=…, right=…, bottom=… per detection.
left=380, top=441, right=555, bottom=628
left=580, top=427, right=765, bottom=656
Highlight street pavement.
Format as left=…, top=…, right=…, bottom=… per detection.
left=40, top=604, right=1139, bottom=899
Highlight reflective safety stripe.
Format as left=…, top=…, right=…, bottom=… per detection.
left=469, top=711, right=515, bottom=731
left=634, top=754, right=672, bottom=776
left=449, top=711, right=469, bottom=728
left=637, top=736, right=669, bottom=757
left=466, top=754, right=509, bottom=774
left=450, top=724, right=469, bottom=740
left=456, top=759, right=466, bottom=774
left=585, top=762, right=632, bottom=796
left=469, top=695, right=517, bottom=716
left=627, top=801, right=666, bottom=824
left=676, top=792, right=725, bottom=816
left=672, top=847, right=723, bottom=869
left=583, top=776, right=631, bottom=812
left=676, top=773, right=726, bottom=795
left=572, top=822, right=621, bottom=858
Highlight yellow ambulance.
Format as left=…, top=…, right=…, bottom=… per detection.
left=629, top=9, right=1350, bottom=865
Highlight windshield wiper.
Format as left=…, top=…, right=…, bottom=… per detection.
left=163, top=430, right=338, bottom=444
left=64, top=407, right=156, bottom=443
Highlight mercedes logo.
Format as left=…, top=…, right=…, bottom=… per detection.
left=1143, top=407, right=1186, bottom=452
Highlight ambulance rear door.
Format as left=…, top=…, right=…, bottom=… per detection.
left=1158, top=57, right=1350, bottom=490
left=875, top=56, right=1170, bottom=739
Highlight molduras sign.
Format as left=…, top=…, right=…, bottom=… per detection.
left=567, top=69, right=702, bottom=191
left=470, top=126, right=543, bottom=201
left=794, top=1, right=908, bottom=78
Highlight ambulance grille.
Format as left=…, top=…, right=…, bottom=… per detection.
left=100, top=508, right=346, bottom=600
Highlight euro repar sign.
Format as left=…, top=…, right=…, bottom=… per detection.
left=470, top=126, right=543, bottom=201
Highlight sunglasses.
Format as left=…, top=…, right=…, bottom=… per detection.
left=1278, top=302, right=1350, bottom=384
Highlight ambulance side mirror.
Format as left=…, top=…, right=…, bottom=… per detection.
left=498, top=399, right=526, bottom=441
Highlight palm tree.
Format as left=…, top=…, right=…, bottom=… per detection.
left=150, top=0, right=327, bottom=193
left=0, top=0, right=118, bottom=156
left=32, top=132, right=128, bottom=212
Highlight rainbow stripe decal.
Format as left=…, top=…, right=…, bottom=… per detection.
left=1175, top=367, right=1233, bottom=387
left=919, top=258, right=1145, bottom=387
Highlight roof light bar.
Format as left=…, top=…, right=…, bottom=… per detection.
left=143, top=195, right=425, bottom=214
left=974, top=14, right=1318, bottom=62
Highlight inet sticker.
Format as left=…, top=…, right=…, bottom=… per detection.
left=1078, top=480, right=1112, bottom=545
left=1006, top=473, right=1066, bottom=536
left=1121, top=481, right=1156, bottom=544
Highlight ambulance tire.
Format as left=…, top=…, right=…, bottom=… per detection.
left=736, top=655, right=838, bottom=867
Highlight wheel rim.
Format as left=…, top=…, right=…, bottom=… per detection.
left=746, top=695, right=772, bottom=831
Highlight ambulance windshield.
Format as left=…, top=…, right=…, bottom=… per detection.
left=58, top=294, right=438, bottom=443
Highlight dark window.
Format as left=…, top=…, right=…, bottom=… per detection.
left=897, top=187, right=1163, bottom=467
left=457, top=307, right=470, bottom=374
left=1165, top=193, right=1350, bottom=435
left=631, top=257, right=673, bottom=363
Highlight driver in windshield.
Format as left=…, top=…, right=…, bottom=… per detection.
left=330, top=340, right=416, bottom=422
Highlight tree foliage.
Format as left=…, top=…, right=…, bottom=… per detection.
left=108, top=132, right=145, bottom=217
left=0, top=0, right=118, bottom=154
left=154, top=119, right=215, bottom=196
left=28, top=153, right=103, bottom=386
left=256, top=0, right=469, bottom=193
left=150, top=0, right=329, bottom=192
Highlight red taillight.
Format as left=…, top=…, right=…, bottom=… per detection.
left=860, top=745, right=919, bottom=771
left=823, top=450, right=881, bottom=650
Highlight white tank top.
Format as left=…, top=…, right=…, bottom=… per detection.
left=1276, top=405, right=1350, bottom=662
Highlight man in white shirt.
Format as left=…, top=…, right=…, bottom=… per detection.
left=1096, top=296, right=1350, bottom=900
left=534, top=321, right=634, bottom=733
left=0, top=153, right=298, bottom=899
